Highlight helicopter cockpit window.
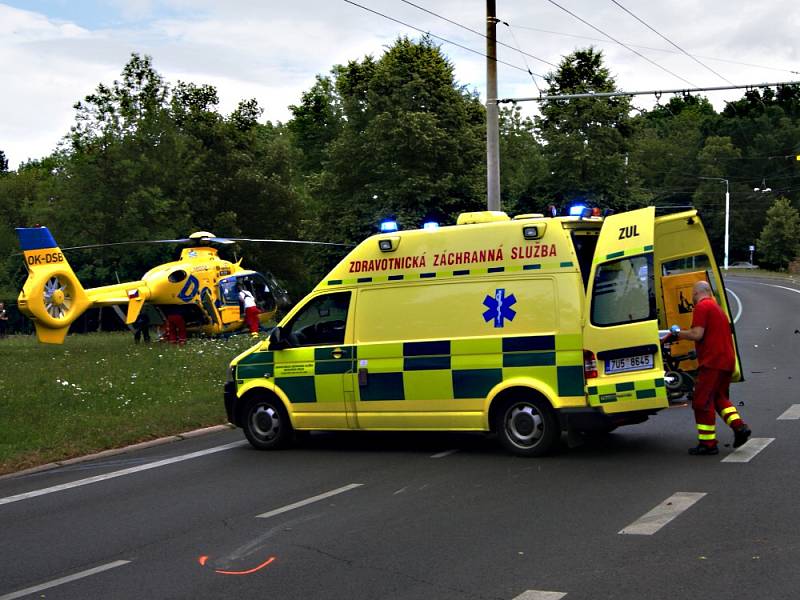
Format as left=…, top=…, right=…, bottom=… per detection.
left=219, top=278, right=240, bottom=305
left=283, top=292, right=351, bottom=347
left=219, top=275, right=277, bottom=313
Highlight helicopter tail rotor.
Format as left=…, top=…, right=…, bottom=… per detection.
left=16, top=227, right=92, bottom=344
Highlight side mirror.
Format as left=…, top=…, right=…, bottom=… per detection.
left=268, top=326, right=289, bottom=350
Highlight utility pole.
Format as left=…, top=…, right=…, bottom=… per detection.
left=486, top=0, right=501, bottom=211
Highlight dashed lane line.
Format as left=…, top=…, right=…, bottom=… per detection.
left=0, top=560, right=130, bottom=600
left=512, top=591, right=567, bottom=600
left=777, top=405, right=800, bottom=420
left=0, top=441, right=247, bottom=508
left=619, top=492, right=706, bottom=535
left=722, top=438, right=775, bottom=463
left=256, top=483, right=363, bottom=519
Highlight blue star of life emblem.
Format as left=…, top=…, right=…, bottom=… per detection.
left=483, top=288, right=516, bottom=328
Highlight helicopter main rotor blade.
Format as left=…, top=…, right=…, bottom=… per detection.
left=225, top=238, right=352, bottom=247
left=60, top=239, right=191, bottom=251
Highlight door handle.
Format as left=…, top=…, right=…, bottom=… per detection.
left=331, top=348, right=344, bottom=359
left=358, top=368, right=368, bottom=387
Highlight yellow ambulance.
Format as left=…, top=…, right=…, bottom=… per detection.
left=223, top=206, right=742, bottom=456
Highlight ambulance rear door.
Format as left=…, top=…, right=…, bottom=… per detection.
left=654, top=210, right=743, bottom=381
left=583, top=207, right=668, bottom=413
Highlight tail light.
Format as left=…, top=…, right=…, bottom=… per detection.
left=583, top=350, right=598, bottom=379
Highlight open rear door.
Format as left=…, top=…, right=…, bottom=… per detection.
left=654, top=210, right=743, bottom=381
left=583, top=207, right=668, bottom=413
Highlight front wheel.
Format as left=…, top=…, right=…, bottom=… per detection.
left=495, top=396, right=559, bottom=457
left=242, top=396, right=293, bottom=450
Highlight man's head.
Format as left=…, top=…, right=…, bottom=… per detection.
left=692, top=280, right=713, bottom=304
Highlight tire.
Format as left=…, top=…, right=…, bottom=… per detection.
left=495, top=395, right=559, bottom=457
left=242, top=396, right=293, bottom=450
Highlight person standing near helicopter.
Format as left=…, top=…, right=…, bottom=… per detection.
left=238, top=285, right=260, bottom=338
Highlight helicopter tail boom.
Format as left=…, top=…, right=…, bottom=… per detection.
left=16, top=227, right=92, bottom=344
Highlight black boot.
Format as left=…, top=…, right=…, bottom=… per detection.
left=733, top=425, right=752, bottom=448
left=688, top=444, right=719, bottom=455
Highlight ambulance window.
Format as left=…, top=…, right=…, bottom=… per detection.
left=591, top=254, right=656, bottom=326
left=283, top=292, right=350, bottom=347
left=570, top=231, right=599, bottom=289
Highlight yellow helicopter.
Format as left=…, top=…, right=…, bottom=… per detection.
left=15, top=226, right=346, bottom=344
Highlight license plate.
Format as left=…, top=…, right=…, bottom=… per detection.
left=605, top=354, right=654, bottom=374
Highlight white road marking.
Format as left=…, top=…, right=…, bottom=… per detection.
left=722, top=438, right=775, bottom=463
left=431, top=449, right=459, bottom=459
left=0, top=441, right=247, bottom=507
left=725, top=287, right=743, bottom=324
left=778, top=404, right=800, bottom=420
left=512, top=591, right=567, bottom=600
left=0, top=560, right=130, bottom=600
left=619, top=492, right=706, bottom=535
left=755, top=282, right=800, bottom=295
left=256, top=483, right=363, bottom=519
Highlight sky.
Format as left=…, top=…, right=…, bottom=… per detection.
left=1, top=0, right=798, bottom=169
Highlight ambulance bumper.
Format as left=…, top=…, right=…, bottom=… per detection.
left=559, top=408, right=654, bottom=432
left=224, top=381, right=239, bottom=426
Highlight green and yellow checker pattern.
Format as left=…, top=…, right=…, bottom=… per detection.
left=235, top=334, right=586, bottom=404
left=586, top=377, right=666, bottom=406
left=236, top=346, right=356, bottom=404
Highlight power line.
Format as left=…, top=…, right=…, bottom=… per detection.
left=341, top=0, right=535, bottom=75
left=397, top=0, right=556, bottom=67
left=498, top=19, right=543, bottom=93
left=610, top=0, right=735, bottom=86
left=500, top=80, right=800, bottom=103
left=511, top=24, right=800, bottom=76
left=544, top=0, right=697, bottom=87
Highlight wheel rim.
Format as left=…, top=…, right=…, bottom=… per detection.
left=249, top=403, right=281, bottom=442
left=504, top=402, right=545, bottom=449
left=43, top=276, right=73, bottom=320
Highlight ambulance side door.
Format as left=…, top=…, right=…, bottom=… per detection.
left=270, top=291, right=355, bottom=429
left=583, top=207, right=669, bottom=413
left=654, top=211, right=744, bottom=382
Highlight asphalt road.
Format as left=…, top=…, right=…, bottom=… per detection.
left=1, top=275, right=798, bottom=600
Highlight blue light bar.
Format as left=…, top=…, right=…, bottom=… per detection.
left=568, top=204, right=588, bottom=216
left=380, top=220, right=398, bottom=232
left=422, top=221, right=439, bottom=231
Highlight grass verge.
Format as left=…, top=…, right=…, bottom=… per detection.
left=0, top=332, right=255, bottom=475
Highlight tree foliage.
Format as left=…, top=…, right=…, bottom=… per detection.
left=757, top=197, right=800, bottom=269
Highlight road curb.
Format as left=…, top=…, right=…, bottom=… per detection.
left=0, top=423, right=235, bottom=481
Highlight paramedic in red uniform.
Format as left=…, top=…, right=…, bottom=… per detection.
left=672, top=280, right=751, bottom=455
left=239, top=287, right=260, bottom=338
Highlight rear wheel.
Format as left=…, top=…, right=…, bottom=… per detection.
left=242, top=396, right=293, bottom=450
left=495, top=396, right=559, bottom=457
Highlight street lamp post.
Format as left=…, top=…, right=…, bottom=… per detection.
left=699, top=177, right=730, bottom=270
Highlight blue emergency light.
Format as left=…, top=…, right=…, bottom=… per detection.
left=380, top=220, right=399, bottom=233
left=422, top=221, right=439, bottom=231
left=568, top=204, right=588, bottom=216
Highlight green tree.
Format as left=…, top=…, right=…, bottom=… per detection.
left=757, top=196, right=800, bottom=269
left=536, top=47, right=635, bottom=211
left=292, top=36, right=486, bottom=266
left=0, top=150, right=8, bottom=173
left=498, top=106, right=547, bottom=215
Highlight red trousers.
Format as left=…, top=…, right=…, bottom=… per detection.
left=692, top=367, right=743, bottom=448
left=244, top=306, right=260, bottom=333
left=166, top=314, right=187, bottom=344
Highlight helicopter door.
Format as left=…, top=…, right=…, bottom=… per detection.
left=218, top=277, right=243, bottom=325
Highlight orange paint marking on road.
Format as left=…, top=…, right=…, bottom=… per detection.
left=214, top=556, right=276, bottom=576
